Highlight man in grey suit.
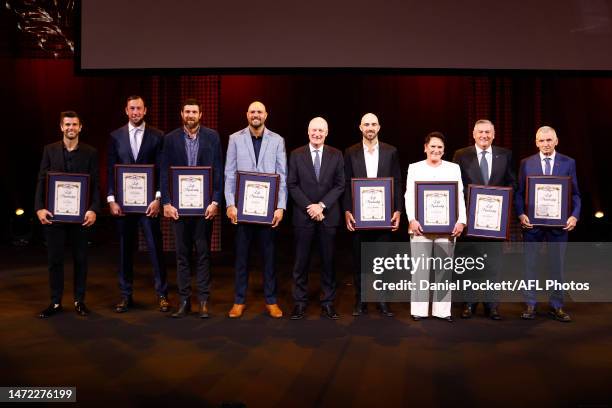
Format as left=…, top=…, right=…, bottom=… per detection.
left=225, top=101, right=288, bottom=319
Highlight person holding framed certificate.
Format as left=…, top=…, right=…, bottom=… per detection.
left=160, top=99, right=224, bottom=318
left=224, top=101, right=288, bottom=319
left=405, top=132, right=466, bottom=322
left=107, top=96, right=169, bottom=314
left=515, top=126, right=581, bottom=322
left=452, top=119, right=517, bottom=320
left=35, top=111, right=100, bottom=318
left=343, top=113, right=403, bottom=317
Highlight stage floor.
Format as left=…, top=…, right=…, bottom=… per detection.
left=1, top=242, right=611, bottom=407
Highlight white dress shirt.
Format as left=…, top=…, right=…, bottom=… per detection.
left=475, top=144, right=492, bottom=180
left=309, top=144, right=324, bottom=165
left=363, top=142, right=379, bottom=178
left=539, top=150, right=556, bottom=175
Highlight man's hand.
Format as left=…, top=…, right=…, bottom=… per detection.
left=306, top=203, right=324, bottom=219
left=82, top=210, right=97, bottom=227
left=36, top=209, right=53, bottom=225
left=145, top=199, right=160, bottom=217
left=315, top=213, right=325, bottom=222
left=345, top=211, right=356, bottom=232
left=391, top=211, right=401, bottom=231
left=409, top=219, right=423, bottom=236
left=226, top=205, right=238, bottom=224
left=451, top=222, right=465, bottom=237
left=519, top=214, right=533, bottom=229
left=271, top=208, right=284, bottom=228
left=164, top=204, right=179, bottom=220
left=205, top=203, right=219, bottom=220
left=109, top=201, right=123, bottom=216
left=564, top=215, right=578, bottom=231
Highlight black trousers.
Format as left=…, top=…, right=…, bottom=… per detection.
left=45, top=223, right=90, bottom=304
left=352, top=230, right=391, bottom=301
left=292, top=224, right=337, bottom=306
left=172, top=217, right=212, bottom=302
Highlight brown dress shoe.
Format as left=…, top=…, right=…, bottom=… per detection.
left=158, top=296, right=170, bottom=313
left=265, top=303, right=283, bottom=318
left=549, top=307, right=571, bottom=322
left=228, top=304, right=246, bottom=318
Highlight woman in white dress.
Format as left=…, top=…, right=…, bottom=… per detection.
left=405, top=132, right=466, bottom=322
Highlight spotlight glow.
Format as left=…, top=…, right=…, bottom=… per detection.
left=594, top=211, right=604, bottom=219
left=15, top=208, right=24, bottom=216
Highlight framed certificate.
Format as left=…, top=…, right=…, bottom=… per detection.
left=526, top=176, right=571, bottom=227
left=466, top=185, right=513, bottom=240
left=415, top=181, right=458, bottom=234
left=351, top=178, right=394, bottom=230
left=114, top=164, right=155, bottom=213
left=170, top=166, right=212, bottom=216
left=45, top=172, right=90, bottom=223
left=236, top=171, right=280, bottom=224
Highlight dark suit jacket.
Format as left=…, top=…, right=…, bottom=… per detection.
left=452, top=145, right=517, bottom=201
left=107, top=124, right=164, bottom=197
left=288, top=144, right=345, bottom=227
left=515, top=152, right=581, bottom=219
left=160, top=126, right=224, bottom=206
left=34, top=141, right=101, bottom=213
left=342, top=142, right=403, bottom=213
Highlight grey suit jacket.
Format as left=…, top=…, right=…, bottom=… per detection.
left=224, top=127, right=288, bottom=209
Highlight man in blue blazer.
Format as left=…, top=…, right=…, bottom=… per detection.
left=287, top=117, right=345, bottom=320
left=515, top=126, right=580, bottom=322
left=224, top=101, right=287, bottom=319
left=161, top=99, right=224, bottom=318
left=107, top=96, right=169, bottom=313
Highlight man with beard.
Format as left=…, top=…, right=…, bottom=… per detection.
left=160, top=99, right=223, bottom=318
left=107, top=96, right=169, bottom=313
left=224, top=101, right=287, bottom=318
left=343, top=113, right=402, bottom=317
left=35, top=111, right=100, bottom=318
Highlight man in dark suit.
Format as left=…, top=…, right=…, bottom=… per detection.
left=35, top=110, right=100, bottom=318
left=160, top=99, right=224, bottom=318
left=107, top=95, right=169, bottom=313
left=287, top=117, right=345, bottom=320
left=452, top=119, right=516, bottom=320
left=344, top=113, right=402, bottom=317
left=515, top=126, right=580, bottom=322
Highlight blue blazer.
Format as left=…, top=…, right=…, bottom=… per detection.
left=107, top=124, right=164, bottom=197
left=515, top=152, right=581, bottom=219
left=160, top=126, right=224, bottom=206
left=224, top=127, right=288, bottom=209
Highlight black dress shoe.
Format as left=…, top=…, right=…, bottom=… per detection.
left=411, top=315, right=427, bottom=321
left=199, top=301, right=209, bottom=319
left=39, top=304, right=62, bottom=318
left=171, top=300, right=191, bottom=318
left=377, top=302, right=394, bottom=317
left=461, top=304, right=473, bottom=319
left=352, top=301, right=368, bottom=316
left=521, top=304, right=536, bottom=320
left=549, top=307, right=571, bottom=322
left=436, top=315, right=453, bottom=322
left=321, top=304, right=340, bottom=320
left=114, top=296, right=133, bottom=313
left=290, top=304, right=306, bottom=320
left=158, top=296, right=170, bottom=313
left=75, top=302, right=90, bottom=316
left=487, top=308, right=502, bottom=321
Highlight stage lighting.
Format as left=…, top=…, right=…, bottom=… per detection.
left=594, top=211, right=604, bottom=219
left=15, top=208, right=24, bottom=216
left=10, top=208, right=31, bottom=246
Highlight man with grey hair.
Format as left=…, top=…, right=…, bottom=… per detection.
left=453, top=119, right=516, bottom=320
left=515, top=125, right=581, bottom=322
left=287, top=117, right=345, bottom=320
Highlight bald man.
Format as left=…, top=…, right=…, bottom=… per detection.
left=343, top=113, right=403, bottom=317
left=224, top=101, right=288, bottom=319
left=287, top=117, right=345, bottom=320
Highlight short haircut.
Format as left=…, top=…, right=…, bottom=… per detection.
left=424, top=131, right=446, bottom=145
left=536, top=125, right=557, bottom=139
left=474, top=119, right=494, bottom=129
left=60, top=110, right=81, bottom=124
left=126, top=95, right=145, bottom=105
left=182, top=98, right=201, bottom=111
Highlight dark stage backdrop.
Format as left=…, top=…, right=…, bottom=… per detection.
left=1, top=57, right=611, bottom=242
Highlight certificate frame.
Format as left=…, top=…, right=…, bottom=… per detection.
left=236, top=171, right=280, bottom=225
left=169, top=166, right=212, bottom=216
left=114, top=164, right=155, bottom=213
left=45, top=172, right=90, bottom=223
left=415, top=181, right=458, bottom=234
left=351, top=177, right=394, bottom=230
left=466, top=184, right=513, bottom=240
left=526, top=176, right=571, bottom=227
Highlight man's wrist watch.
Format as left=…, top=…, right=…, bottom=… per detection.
left=319, top=201, right=326, bottom=209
